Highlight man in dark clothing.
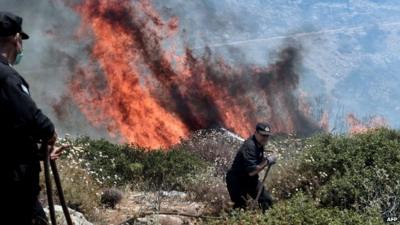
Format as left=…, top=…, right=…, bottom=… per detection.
left=226, top=122, right=277, bottom=212
left=0, top=11, right=65, bottom=224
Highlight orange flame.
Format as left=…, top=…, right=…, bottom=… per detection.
left=347, top=113, right=387, bottom=134
left=69, top=0, right=189, bottom=148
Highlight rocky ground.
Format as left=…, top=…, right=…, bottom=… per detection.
left=101, top=190, right=208, bottom=225
left=46, top=190, right=209, bottom=225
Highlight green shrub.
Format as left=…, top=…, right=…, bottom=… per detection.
left=141, top=146, right=208, bottom=190
left=63, top=137, right=207, bottom=190
left=269, top=128, right=400, bottom=221
left=203, top=193, right=386, bottom=225
left=266, top=135, right=310, bottom=200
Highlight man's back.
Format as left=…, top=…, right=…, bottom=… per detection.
left=0, top=57, right=41, bottom=160
left=229, top=135, right=264, bottom=180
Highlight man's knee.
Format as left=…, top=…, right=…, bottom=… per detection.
left=227, top=186, right=246, bottom=207
left=226, top=180, right=247, bottom=208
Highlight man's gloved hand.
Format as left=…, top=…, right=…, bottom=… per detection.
left=266, top=154, right=278, bottom=165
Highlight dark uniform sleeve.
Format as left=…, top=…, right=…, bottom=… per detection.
left=0, top=75, right=54, bottom=142
left=241, top=143, right=259, bottom=174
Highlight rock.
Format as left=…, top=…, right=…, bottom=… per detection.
left=172, top=202, right=204, bottom=216
left=101, top=188, right=124, bottom=208
left=160, top=190, right=187, bottom=199
left=44, top=205, right=93, bottom=225
left=136, top=214, right=185, bottom=225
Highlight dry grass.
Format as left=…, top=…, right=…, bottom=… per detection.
left=185, top=166, right=231, bottom=215
left=179, top=128, right=243, bottom=176
left=39, top=143, right=107, bottom=224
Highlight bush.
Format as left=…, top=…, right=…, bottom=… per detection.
left=179, top=129, right=243, bottom=176
left=268, top=128, right=400, bottom=221
left=141, top=146, right=208, bottom=190
left=203, top=193, right=386, bottom=225
left=265, top=135, right=309, bottom=200
left=63, top=137, right=207, bottom=190
left=101, top=188, right=123, bottom=208
left=67, top=137, right=144, bottom=186
left=184, top=166, right=231, bottom=215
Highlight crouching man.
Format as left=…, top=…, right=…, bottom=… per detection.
left=226, top=122, right=277, bottom=212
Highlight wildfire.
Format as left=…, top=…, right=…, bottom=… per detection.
left=69, top=0, right=189, bottom=148
left=347, top=113, right=387, bottom=134
left=61, top=0, right=322, bottom=148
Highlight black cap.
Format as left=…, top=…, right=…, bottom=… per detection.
left=0, top=11, right=29, bottom=39
left=256, top=122, right=273, bottom=135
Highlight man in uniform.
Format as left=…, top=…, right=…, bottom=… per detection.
left=226, top=122, right=277, bottom=212
left=0, top=11, right=65, bottom=224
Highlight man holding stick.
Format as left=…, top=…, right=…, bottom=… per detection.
left=0, top=11, right=66, bottom=224
left=226, top=122, right=277, bottom=212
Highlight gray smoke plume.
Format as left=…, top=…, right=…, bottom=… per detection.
left=0, top=0, right=112, bottom=139
left=0, top=0, right=322, bottom=142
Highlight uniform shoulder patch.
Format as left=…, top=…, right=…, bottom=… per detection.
left=20, top=83, right=30, bottom=95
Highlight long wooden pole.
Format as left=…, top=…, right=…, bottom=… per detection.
left=51, top=160, right=73, bottom=225
left=42, top=144, right=57, bottom=225
left=254, top=164, right=272, bottom=204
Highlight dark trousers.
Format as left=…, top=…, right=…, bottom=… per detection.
left=226, top=170, right=273, bottom=212
left=1, top=163, right=48, bottom=225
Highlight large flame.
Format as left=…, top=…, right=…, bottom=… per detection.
left=62, top=0, right=322, bottom=148
left=69, top=0, right=189, bottom=148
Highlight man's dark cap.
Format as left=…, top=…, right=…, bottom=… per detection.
left=0, top=12, right=29, bottom=39
left=256, top=122, right=273, bottom=135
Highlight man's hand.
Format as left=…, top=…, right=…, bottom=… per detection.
left=266, top=154, right=278, bottom=165
left=249, top=158, right=269, bottom=176
left=50, top=144, right=69, bottom=160
left=46, top=132, right=70, bottom=160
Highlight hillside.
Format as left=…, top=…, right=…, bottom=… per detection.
left=44, top=128, right=400, bottom=225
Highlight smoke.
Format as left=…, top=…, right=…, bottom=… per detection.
left=0, top=0, right=110, bottom=139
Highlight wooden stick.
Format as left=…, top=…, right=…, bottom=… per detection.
left=51, top=160, right=73, bottom=225
left=42, top=144, right=57, bottom=225
left=253, top=164, right=272, bottom=207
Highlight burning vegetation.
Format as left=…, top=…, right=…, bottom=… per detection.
left=53, top=0, right=324, bottom=148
